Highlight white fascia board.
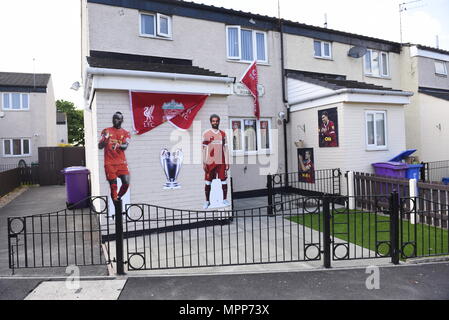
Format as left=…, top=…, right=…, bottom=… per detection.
left=410, top=46, right=449, bottom=62
left=290, top=91, right=411, bottom=112
left=93, top=75, right=233, bottom=96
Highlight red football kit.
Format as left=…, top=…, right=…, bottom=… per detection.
left=300, top=160, right=315, bottom=184
left=320, top=120, right=337, bottom=147
left=101, top=127, right=131, bottom=180
left=202, top=129, right=228, bottom=182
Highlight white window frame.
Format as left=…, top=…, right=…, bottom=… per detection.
left=2, top=93, right=30, bottom=111
left=435, top=60, right=448, bottom=76
left=3, top=138, right=32, bottom=157
left=230, top=118, right=272, bottom=155
left=313, top=40, right=332, bottom=59
left=139, top=12, right=172, bottom=39
left=364, top=49, right=389, bottom=78
left=156, top=13, right=172, bottom=38
left=226, top=26, right=268, bottom=63
left=365, top=110, right=388, bottom=151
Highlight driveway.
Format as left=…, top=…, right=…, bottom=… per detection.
left=0, top=185, right=108, bottom=277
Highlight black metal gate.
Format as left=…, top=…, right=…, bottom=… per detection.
left=8, top=192, right=448, bottom=274
left=7, top=196, right=110, bottom=273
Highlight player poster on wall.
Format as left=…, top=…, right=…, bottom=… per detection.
left=318, top=107, right=339, bottom=147
left=298, top=148, right=315, bottom=184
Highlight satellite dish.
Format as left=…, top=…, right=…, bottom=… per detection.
left=348, top=46, right=367, bottom=58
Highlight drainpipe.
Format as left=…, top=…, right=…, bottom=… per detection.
left=280, top=20, right=290, bottom=185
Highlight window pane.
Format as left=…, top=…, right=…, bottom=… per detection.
left=260, top=120, right=270, bottom=149
left=227, top=27, right=239, bottom=58
left=159, top=16, right=169, bottom=35
left=12, top=93, right=21, bottom=109
left=371, top=50, right=380, bottom=76
left=4, top=140, right=11, bottom=155
left=141, top=14, right=155, bottom=35
left=314, top=41, right=322, bottom=56
left=244, top=119, right=257, bottom=151
left=381, top=53, right=388, bottom=76
left=367, top=113, right=375, bottom=145
left=22, top=94, right=29, bottom=109
left=256, top=33, right=266, bottom=61
left=232, top=120, right=242, bottom=151
left=323, top=42, right=330, bottom=57
left=435, top=61, right=447, bottom=75
left=23, top=139, right=30, bottom=154
left=364, top=50, right=372, bottom=73
left=375, top=113, right=386, bottom=146
left=13, top=139, right=22, bottom=155
left=241, top=29, right=253, bottom=61
left=3, top=94, right=9, bottom=109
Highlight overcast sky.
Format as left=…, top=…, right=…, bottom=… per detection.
left=0, top=0, right=447, bottom=110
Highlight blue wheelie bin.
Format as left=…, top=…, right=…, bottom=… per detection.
left=388, top=149, right=423, bottom=180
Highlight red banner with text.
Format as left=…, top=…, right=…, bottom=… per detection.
left=130, top=92, right=209, bottom=134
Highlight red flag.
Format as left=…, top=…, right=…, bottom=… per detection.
left=130, top=92, right=209, bottom=135
left=240, top=60, right=260, bottom=119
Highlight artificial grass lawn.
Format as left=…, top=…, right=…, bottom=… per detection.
left=289, top=210, right=449, bottom=258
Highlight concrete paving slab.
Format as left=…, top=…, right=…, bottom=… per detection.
left=24, top=279, right=126, bottom=300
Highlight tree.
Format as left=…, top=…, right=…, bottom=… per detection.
left=56, top=100, right=84, bottom=146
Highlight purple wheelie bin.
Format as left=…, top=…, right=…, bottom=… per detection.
left=61, top=166, right=90, bottom=209
left=371, top=162, right=408, bottom=178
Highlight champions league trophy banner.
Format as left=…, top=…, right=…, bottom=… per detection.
left=160, top=149, right=183, bottom=190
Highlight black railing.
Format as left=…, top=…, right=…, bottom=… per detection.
left=7, top=196, right=110, bottom=272
left=8, top=192, right=448, bottom=274
left=422, top=160, right=449, bottom=183
left=268, top=168, right=341, bottom=214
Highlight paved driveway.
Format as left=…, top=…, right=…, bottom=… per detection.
left=0, top=186, right=108, bottom=277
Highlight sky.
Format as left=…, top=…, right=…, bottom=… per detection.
left=0, top=0, right=448, bottom=110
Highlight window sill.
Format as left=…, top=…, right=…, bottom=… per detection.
left=2, top=109, right=30, bottom=112
left=314, top=56, right=333, bottom=61
left=364, top=74, right=391, bottom=80
left=232, top=150, right=273, bottom=157
left=226, top=59, right=270, bottom=67
left=365, top=147, right=388, bottom=152
left=3, top=154, right=32, bottom=158
left=435, top=73, right=448, bottom=78
left=139, top=34, right=173, bottom=41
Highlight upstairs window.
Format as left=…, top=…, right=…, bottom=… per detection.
left=364, top=49, right=389, bottom=77
left=2, top=93, right=29, bottom=110
left=435, top=60, right=447, bottom=76
left=140, top=12, right=172, bottom=38
left=314, top=40, right=332, bottom=59
left=226, top=26, right=267, bottom=63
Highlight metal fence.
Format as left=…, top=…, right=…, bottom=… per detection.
left=267, top=168, right=341, bottom=214
left=8, top=192, right=448, bottom=275
left=422, top=160, right=449, bottom=183
left=8, top=197, right=110, bottom=272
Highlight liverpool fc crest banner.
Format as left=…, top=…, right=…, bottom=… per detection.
left=130, top=91, right=209, bottom=135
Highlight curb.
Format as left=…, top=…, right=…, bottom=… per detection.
left=405, top=256, right=449, bottom=264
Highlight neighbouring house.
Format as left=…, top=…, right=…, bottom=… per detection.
left=81, top=0, right=416, bottom=207
left=401, top=44, right=449, bottom=163
left=286, top=70, right=412, bottom=195
left=0, top=72, right=57, bottom=167
left=56, top=111, right=69, bottom=144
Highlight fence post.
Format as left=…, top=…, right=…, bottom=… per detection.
left=389, top=191, right=400, bottom=265
left=347, top=171, right=355, bottom=210
left=113, top=200, right=126, bottom=275
left=420, top=162, right=426, bottom=182
left=323, top=197, right=332, bottom=268
left=409, top=179, right=417, bottom=225
left=267, top=174, right=273, bottom=215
